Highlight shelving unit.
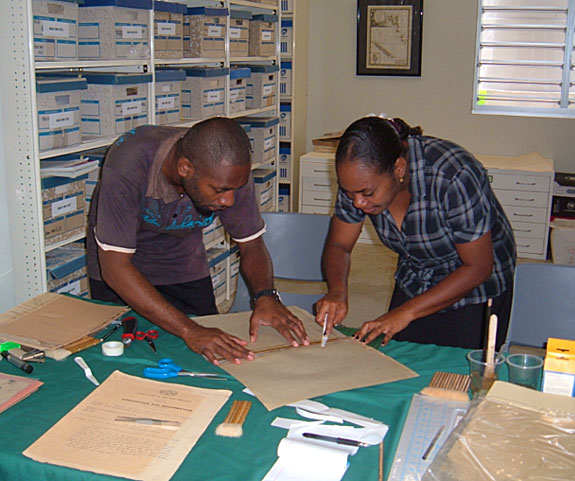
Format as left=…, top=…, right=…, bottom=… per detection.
left=0, top=0, right=282, bottom=305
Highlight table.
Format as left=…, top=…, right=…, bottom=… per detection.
left=0, top=313, right=472, bottom=481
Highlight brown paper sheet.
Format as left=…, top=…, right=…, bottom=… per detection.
left=0, top=293, right=128, bottom=350
left=23, top=371, right=231, bottom=481
left=197, top=307, right=418, bottom=410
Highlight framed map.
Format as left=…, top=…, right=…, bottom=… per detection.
left=357, top=0, right=423, bottom=76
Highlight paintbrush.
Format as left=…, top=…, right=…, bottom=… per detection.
left=215, top=400, right=252, bottom=438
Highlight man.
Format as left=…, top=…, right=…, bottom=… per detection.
left=87, top=118, right=309, bottom=364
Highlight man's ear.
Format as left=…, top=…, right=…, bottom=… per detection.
left=177, top=156, right=195, bottom=177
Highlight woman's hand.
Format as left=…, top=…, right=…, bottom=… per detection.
left=314, top=291, right=348, bottom=335
left=354, top=308, right=412, bottom=346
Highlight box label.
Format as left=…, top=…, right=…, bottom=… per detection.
left=262, top=31, right=273, bottom=42
left=207, top=26, right=223, bottom=37
left=157, top=96, right=175, bottom=110
left=42, top=20, right=70, bottom=38
left=161, top=84, right=173, bottom=93
left=230, top=27, right=241, bottom=39
left=158, top=23, right=176, bottom=36
left=51, top=197, right=77, bottom=218
left=48, top=111, right=75, bottom=130
left=121, top=25, right=144, bottom=39
left=207, top=90, right=222, bottom=103
left=121, top=101, right=143, bottom=116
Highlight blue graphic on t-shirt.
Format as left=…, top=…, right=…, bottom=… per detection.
left=142, top=201, right=214, bottom=232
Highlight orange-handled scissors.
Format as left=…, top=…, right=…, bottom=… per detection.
left=134, top=330, right=159, bottom=353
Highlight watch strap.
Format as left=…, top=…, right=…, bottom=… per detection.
left=251, top=289, right=282, bottom=308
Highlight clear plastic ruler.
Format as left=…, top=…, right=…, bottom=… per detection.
left=388, top=394, right=469, bottom=481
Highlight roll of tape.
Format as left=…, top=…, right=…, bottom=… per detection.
left=102, top=341, right=124, bottom=357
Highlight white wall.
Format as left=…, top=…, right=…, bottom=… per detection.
left=306, top=0, right=575, bottom=172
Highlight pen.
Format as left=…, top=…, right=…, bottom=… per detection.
left=1, top=351, right=33, bottom=374
left=115, top=416, right=180, bottom=427
left=302, top=432, right=369, bottom=448
left=422, top=425, right=445, bottom=460
left=101, top=322, right=121, bottom=342
left=321, top=313, right=329, bottom=348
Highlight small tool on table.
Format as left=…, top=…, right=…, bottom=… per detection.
left=121, top=316, right=138, bottom=347
left=135, top=329, right=158, bottom=353
left=143, top=358, right=229, bottom=380
left=215, top=400, right=252, bottom=437
left=74, top=356, right=99, bottom=386
left=321, top=312, right=329, bottom=348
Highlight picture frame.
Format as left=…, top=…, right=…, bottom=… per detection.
left=356, top=0, right=423, bottom=76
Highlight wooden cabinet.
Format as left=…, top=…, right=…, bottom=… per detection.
left=298, top=151, right=379, bottom=243
left=477, top=153, right=554, bottom=260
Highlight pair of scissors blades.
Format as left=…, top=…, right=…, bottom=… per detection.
left=135, top=329, right=159, bottom=353
left=143, top=358, right=229, bottom=380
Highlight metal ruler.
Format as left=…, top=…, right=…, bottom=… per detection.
left=388, top=394, right=469, bottom=481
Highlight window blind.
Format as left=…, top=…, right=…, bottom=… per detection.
left=474, top=0, right=575, bottom=118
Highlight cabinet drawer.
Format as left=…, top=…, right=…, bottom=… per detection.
left=494, top=189, right=549, bottom=209
left=302, top=190, right=336, bottom=208
left=503, top=205, right=548, bottom=224
left=514, top=235, right=545, bottom=256
left=302, top=176, right=338, bottom=195
left=488, top=171, right=551, bottom=193
left=301, top=204, right=334, bottom=215
left=510, top=221, right=547, bottom=240
left=301, top=161, right=336, bottom=179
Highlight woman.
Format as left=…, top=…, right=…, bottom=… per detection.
left=316, top=116, right=516, bottom=349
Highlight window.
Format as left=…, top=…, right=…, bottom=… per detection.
left=473, top=0, right=575, bottom=118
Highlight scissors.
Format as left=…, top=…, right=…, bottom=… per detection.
left=135, top=329, right=159, bottom=353
left=143, top=358, right=229, bottom=380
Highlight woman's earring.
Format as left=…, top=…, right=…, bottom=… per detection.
left=399, top=176, right=404, bottom=184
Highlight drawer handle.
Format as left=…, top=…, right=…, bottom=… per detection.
left=517, top=244, right=531, bottom=248
left=512, top=213, right=534, bottom=217
left=515, top=229, right=533, bottom=233
left=515, top=182, right=537, bottom=186
left=313, top=169, right=332, bottom=174
left=313, top=197, right=331, bottom=201
left=514, top=197, right=535, bottom=202
left=313, top=183, right=332, bottom=187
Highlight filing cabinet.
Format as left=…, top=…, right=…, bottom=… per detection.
left=298, top=151, right=379, bottom=244
left=477, top=153, right=554, bottom=260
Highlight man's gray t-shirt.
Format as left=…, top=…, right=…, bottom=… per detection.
left=87, top=125, right=264, bottom=285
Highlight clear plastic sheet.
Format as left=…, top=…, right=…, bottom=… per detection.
left=422, top=395, right=575, bottom=481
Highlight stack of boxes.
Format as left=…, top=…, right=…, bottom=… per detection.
left=207, top=247, right=230, bottom=306
left=184, top=7, right=228, bottom=58
left=33, top=0, right=79, bottom=61
left=154, top=70, right=185, bottom=125
left=78, top=0, right=151, bottom=60
left=253, top=168, right=277, bottom=212
left=153, top=1, right=186, bottom=59
left=181, top=67, right=228, bottom=120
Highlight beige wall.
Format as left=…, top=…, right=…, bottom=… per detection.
left=305, top=0, right=575, bottom=172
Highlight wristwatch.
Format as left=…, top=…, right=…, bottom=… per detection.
left=251, top=289, right=282, bottom=309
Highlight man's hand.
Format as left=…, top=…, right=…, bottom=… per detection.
left=249, top=296, right=310, bottom=347
left=184, top=323, right=254, bottom=365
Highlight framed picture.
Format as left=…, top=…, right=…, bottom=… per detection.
left=356, top=0, right=423, bottom=76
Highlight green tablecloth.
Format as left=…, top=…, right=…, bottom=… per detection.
left=0, top=314, right=472, bottom=481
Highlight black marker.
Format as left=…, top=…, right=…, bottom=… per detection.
left=302, top=432, right=369, bottom=447
left=1, top=351, right=33, bottom=374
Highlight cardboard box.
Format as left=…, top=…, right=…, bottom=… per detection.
left=542, top=337, right=575, bottom=397
left=278, top=185, right=290, bottom=212
left=207, top=247, right=229, bottom=304
left=253, top=168, right=277, bottom=212
left=249, top=14, right=277, bottom=57
left=153, top=1, right=186, bottom=59
left=78, top=0, right=151, bottom=60
left=184, top=7, right=228, bottom=58
left=32, top=0, right=78, bottom=61
left=181, top=67, right=227, bottom=120
left=229, top=67, right=251, bottom=114
left=154, top=69, right=185, bottom=125
left=550, top=219, right=575, bottom=265
left=46, top=243, right=89, bottom=297
left=78, top=72, right=152, bottom=138
left=239, top=117, right=279, bottom=167
left=36, top=77, right=86, bottom=151
left=42, top=175, right=87, bottom=246
left=279, top=143, right=291, bottom=181
left=279, top=61, right=292, bottom=98
left=229, top=10, right=251, bottom=57
left=202, top=217, right=224, bottom=249
left=279, top=103, right=291, bottom=141
left=245, top=64, right=278, bottom=109
left=280, top=19, right=293, bottom=56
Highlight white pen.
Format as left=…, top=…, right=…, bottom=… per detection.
left=321, top=312, right=329, bottom=348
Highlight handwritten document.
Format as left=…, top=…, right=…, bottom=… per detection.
left=23, top=371, right=231, bottom=481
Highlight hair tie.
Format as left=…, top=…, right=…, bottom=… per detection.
left=367, top=112, right=401, bottom=136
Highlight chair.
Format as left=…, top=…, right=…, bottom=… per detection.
left=229, top=212, right=332, bottom=313
left=506, top=262, right=575, bottom=349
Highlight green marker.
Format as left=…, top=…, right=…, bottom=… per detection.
left=0, top=342, right=21, bottom=353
